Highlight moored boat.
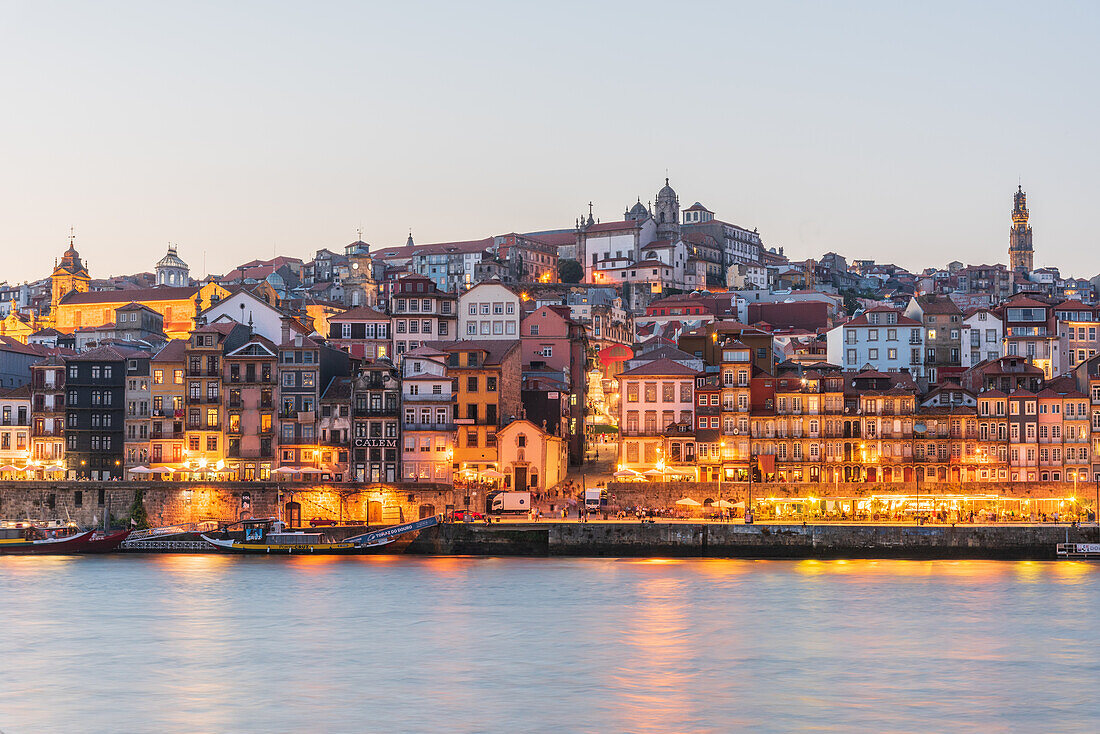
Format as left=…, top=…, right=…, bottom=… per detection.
left=82, top=529, right=132, bottom=554
left=202, top=515, right=439, bottom=555
left=1056, top=542, right=1100, bottom=559
left=0, top=522, right=95, bottom=555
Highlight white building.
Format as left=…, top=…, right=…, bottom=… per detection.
left=457, top=281, right=520, bottom=339
left=826, top=306, right=925, bottom=375
left=400, top=346, right=455, bottom=484
left=201, top=290, right=309, bottom=345
left=581, top=219, right=657, bottom=282
left=961, top=308, right=1003, bottom=368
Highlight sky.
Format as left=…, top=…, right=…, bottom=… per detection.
left=2, top=1, right=1099, bottom=284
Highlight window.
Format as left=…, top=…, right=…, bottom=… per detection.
left=302, top=373, right=315, bottom=388
left=487, top=376, right=497, bottom=392
left=467, top=376, right=478, bottom=392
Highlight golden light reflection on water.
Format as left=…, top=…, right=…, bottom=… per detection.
left=611, top=574, right=698, bottom=733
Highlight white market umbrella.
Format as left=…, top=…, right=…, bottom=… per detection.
left=732, top=501, right=746, bottom=509
left=150, top=466, right=175, bottom=474
left=0, top=464, right=19, bottom=472
left=44, top=464, right=65, bottom=472
left=714, top=499, right=735, bottom=509
left=128, top=466, right=152, bottom=474
left=298, top=467, right=323, bottom=474
left=480, top=469, right=506, bottom=479
left=274, top=467, right=300, bottom=474
left=643, top=468, right=666, bottom=476
left=675, top=497, right=702, bottom=507
left=613, top=469, right=639, bottom=479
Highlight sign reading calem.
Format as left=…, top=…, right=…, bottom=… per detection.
left=598, top=344, right=634, bottom=367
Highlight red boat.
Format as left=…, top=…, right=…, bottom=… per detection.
left=82, top=529, right=132, bottom=553
left=0, top=525, right=96, bottom=555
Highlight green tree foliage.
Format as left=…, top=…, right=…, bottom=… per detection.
left=558, top=258, right=583, bottom=283
left=128, top=488, right=150, bottom=530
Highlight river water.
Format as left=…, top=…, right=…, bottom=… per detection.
left=1, top=555, right=1098, bottom=733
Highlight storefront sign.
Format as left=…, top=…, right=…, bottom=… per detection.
left=353, top=438, right=397, bottom=449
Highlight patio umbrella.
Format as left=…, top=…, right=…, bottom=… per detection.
left=643, top=468, right=665, bottom=476
left=298, top=467, right=323, bottom=474
left=613, top=469, right=639, bottom=479
left=675, top=497, right=702, bottom=506
left=714, top=499, right=735, bottom=509
left=732, top=501, right=746, bottom=509
left=129, top=466, right=152, bottom=474
left=150, top=466, right=174, bottom=474
left=0, top=464, right=19, bottom=472
left=480, top=469, right=505, bottom=479
left=44, top=464, right=65, bottom=472
left=274, top=467, right=299, bottom=474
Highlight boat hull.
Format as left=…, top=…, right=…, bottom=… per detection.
left=0, top=531, right=95, bottom=555
left=201, top=535, right=395, bottom=555
left=82, top=530, right=132, bottom=554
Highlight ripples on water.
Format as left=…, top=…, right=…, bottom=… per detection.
left=0, top=555, right=1097, bottom=733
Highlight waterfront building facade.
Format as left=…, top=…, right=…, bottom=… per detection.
left=29, top=356, right=66, bottom=473
left=400, top=347, right=454, bottom=483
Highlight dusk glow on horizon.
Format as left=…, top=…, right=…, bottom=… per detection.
left=2, top=1, right=1099, bottom=282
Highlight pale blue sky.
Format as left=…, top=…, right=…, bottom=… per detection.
left=2, top=1, right=1098, bottom=283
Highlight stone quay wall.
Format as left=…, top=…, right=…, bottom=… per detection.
left=409, top=521, right=1100, bottom=560
left=0, top=481, right=456, bottom=528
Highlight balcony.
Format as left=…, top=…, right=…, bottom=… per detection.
left=32, top=427, right=62, bottom=437
left=279, top=410, right=316, bottom=422
left=402, top=393, right=453, bottom=402
left=403, top=422, right=455, bottom=432
left=353, top=407, right=398, bottom=417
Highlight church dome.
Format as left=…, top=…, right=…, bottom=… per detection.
left=626, top=199, right=650, bottom=220
left=157, top=245, right=188, bottom=270
left=657, top=177, right=677, bottom=201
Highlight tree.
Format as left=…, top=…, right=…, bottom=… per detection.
left=127, top=488, right=150, bottom=530
left=558, top=258, right=583, bottom=283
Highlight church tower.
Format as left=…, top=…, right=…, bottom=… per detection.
left=1008, top=185, right=1034, bottom=272
left=654, top=177, right=680, bottom=240
left=50, top=232, right=91, bottom=315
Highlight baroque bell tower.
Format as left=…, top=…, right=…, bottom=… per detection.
left=1008, top=185, right=1034, bottom=272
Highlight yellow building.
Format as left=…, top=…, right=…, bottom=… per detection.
left=53, top=281, right=228, bottom=340
left=150, top=339, right=188, bottom=470
left=427, top=340, right=521, bottom=474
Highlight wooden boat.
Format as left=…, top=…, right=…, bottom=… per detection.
left=202, top=516, right=439, bottom=555
left=0, top=523, right=95, bottom=555
left=82, top=529, right=132, bottom=553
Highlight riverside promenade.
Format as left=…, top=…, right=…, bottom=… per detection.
left=406, top=520, right=1100, bottom=560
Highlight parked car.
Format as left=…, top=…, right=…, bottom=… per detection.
left=453, top=510, right=485, bottom=522
left=308, top=517, right=337, bottom=527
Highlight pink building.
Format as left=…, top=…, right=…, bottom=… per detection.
left=520, top=305, right=588, bottom=462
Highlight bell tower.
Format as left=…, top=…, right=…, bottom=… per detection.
left=50, top=229, right=91, bottom=315
left=1008, top=185, right=1034, bottom=272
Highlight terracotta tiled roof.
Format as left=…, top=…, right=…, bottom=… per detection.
left=617, top=358, right=699, bottom=377
left=58, top=286, right=198, bottom=306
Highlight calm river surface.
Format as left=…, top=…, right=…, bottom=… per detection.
left=1, top=555, right=1098, bottom=733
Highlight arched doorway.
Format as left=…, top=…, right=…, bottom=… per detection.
left=418, top=503, right=436, bottom=519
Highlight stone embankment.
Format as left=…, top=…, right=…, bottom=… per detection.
left=408, top=521, right=1100, bottom=560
